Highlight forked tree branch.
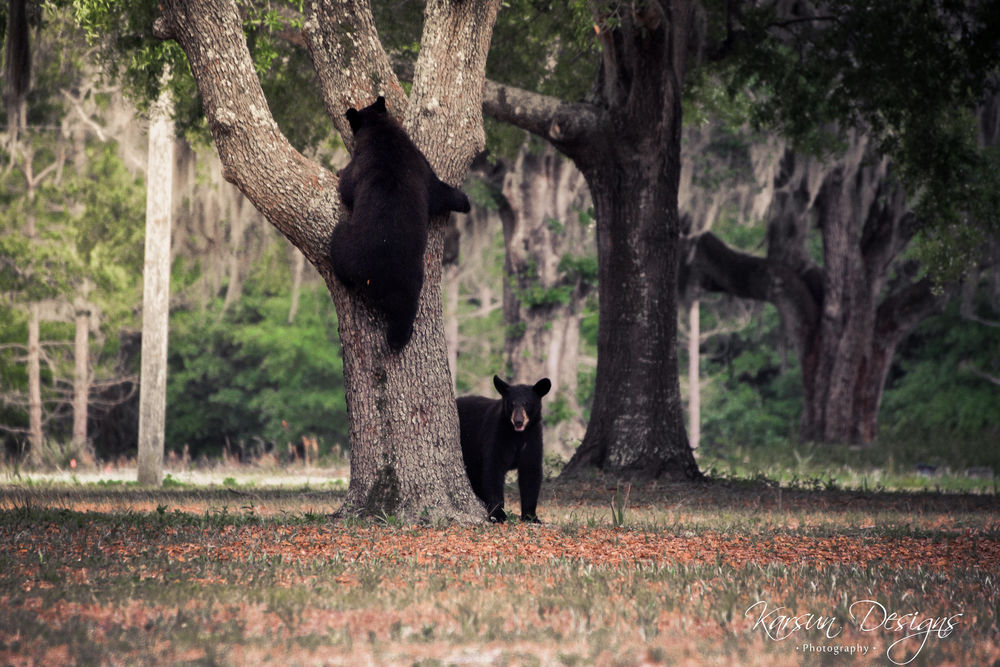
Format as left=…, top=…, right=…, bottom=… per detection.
left=302, top=0, right=406, bottom=149
left=154, top=0, right=338, bottom=267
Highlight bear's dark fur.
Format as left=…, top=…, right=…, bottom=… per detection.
left=457, top=375, right=552, bottom=523
left=331, top=96, right=470, bottom=351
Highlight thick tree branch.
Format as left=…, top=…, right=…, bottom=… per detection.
left=684, top=231, right=771, bottom=300
left=684, top=231, right=821, bottom=348
left=875, top=278, right=944, bottom=342
left=301, top=0, right=405, bottom=149
left=405, top=0, right=502, bottom=183
left=859, top=174, right=916, bottom=283
left=482, top=79, right=602, bottom=154
left=154, top=0, right=338, bottom=267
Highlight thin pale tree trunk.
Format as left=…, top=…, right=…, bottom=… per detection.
left=24, top=148, right=43, bottom=464
left=137, top=81, right=175, bottom=486
left=26, top=303, right=43, bottom=463
left=288, top=248, right=305, bottom=324
left=72, top=289, right=92, bottom=461
left=688, top=298, right=700, bottom=450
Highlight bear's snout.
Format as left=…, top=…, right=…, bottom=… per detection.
left=511, top=406, right=529, bottom=432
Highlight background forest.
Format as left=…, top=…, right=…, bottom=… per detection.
left=2, top=2, right=999, bottom=489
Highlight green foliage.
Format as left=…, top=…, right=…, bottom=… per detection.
left=72, top=0, right=332, bottom=151
left=557, top=253, right=597, bottom=286
left=508, top=252, right=597, bottom=311
left=881, top=298, right=1000, bottom=443
left=166, top=281, right=347, bottom=458
left=909, top=141, right=1000, bottom=284
left=0, top=5, right=147, bottom=450
left=512, top=276, right=572, bottom=309
left=695, top=307, right=802, bottom=450
left=544, top=393, right=574, bottom=427
left=462, top=175, right=504, bottom=212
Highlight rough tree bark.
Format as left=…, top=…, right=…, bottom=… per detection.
left=484, top=1, right=701, bottom=479
left=154, top=0, right=500, bottom=520
left=137, top=81, right=174, bottom=486
left=500, top=141, right=592, bottom=455
left=685, top=134, right=943, bottom=444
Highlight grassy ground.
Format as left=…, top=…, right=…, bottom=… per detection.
left=1, top=473, right=998, bottom=665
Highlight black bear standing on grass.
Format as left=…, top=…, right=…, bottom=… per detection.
left=457, top=375, right=552, bottom=523
left=330, top=96, right=471, bottom=351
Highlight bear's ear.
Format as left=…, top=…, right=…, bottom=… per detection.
left=374, top=96, right=387, bottom=113
left=493, top=375, right=510, bottom=396
left=533, top=378, right=552, bottom=397
left=345, top=108, right=362, bottom=133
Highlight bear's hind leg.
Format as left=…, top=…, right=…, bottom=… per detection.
left=380, top=281, right=421, bottom=351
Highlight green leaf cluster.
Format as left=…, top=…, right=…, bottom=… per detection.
left=509, top=253, right=596, bottom=310
left=166, top=281, right=347, bottom=459
left=485, top=0, right=598, bottom=159
left=692, top=306, right=802, bottom=450
left=881, top=296, right=1000, bottom=441
left=71, top=0, right=332, bottom=152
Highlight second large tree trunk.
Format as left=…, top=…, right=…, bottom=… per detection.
left=565, top=146, right=699, bottom=479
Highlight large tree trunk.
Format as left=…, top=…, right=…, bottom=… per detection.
left=483, top=0, right=701, bottom=480
left=500, top=142, right=591, bottom=455
left=137, top=80, right=174, bottom=486
left=155, top=0, right=500, bottom=521
left=567, top=149, right=696, bottom=478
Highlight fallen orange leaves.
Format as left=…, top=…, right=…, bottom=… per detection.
left=7, top=520, right=994, bottom=573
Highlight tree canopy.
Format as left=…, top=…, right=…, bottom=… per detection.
left=690, top=0, right=1000, bottom=282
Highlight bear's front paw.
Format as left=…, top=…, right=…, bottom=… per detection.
left=488, top=507, right=507, bottom=524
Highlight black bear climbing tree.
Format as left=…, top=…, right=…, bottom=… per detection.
left=152, top=0, right=501, bottom=521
